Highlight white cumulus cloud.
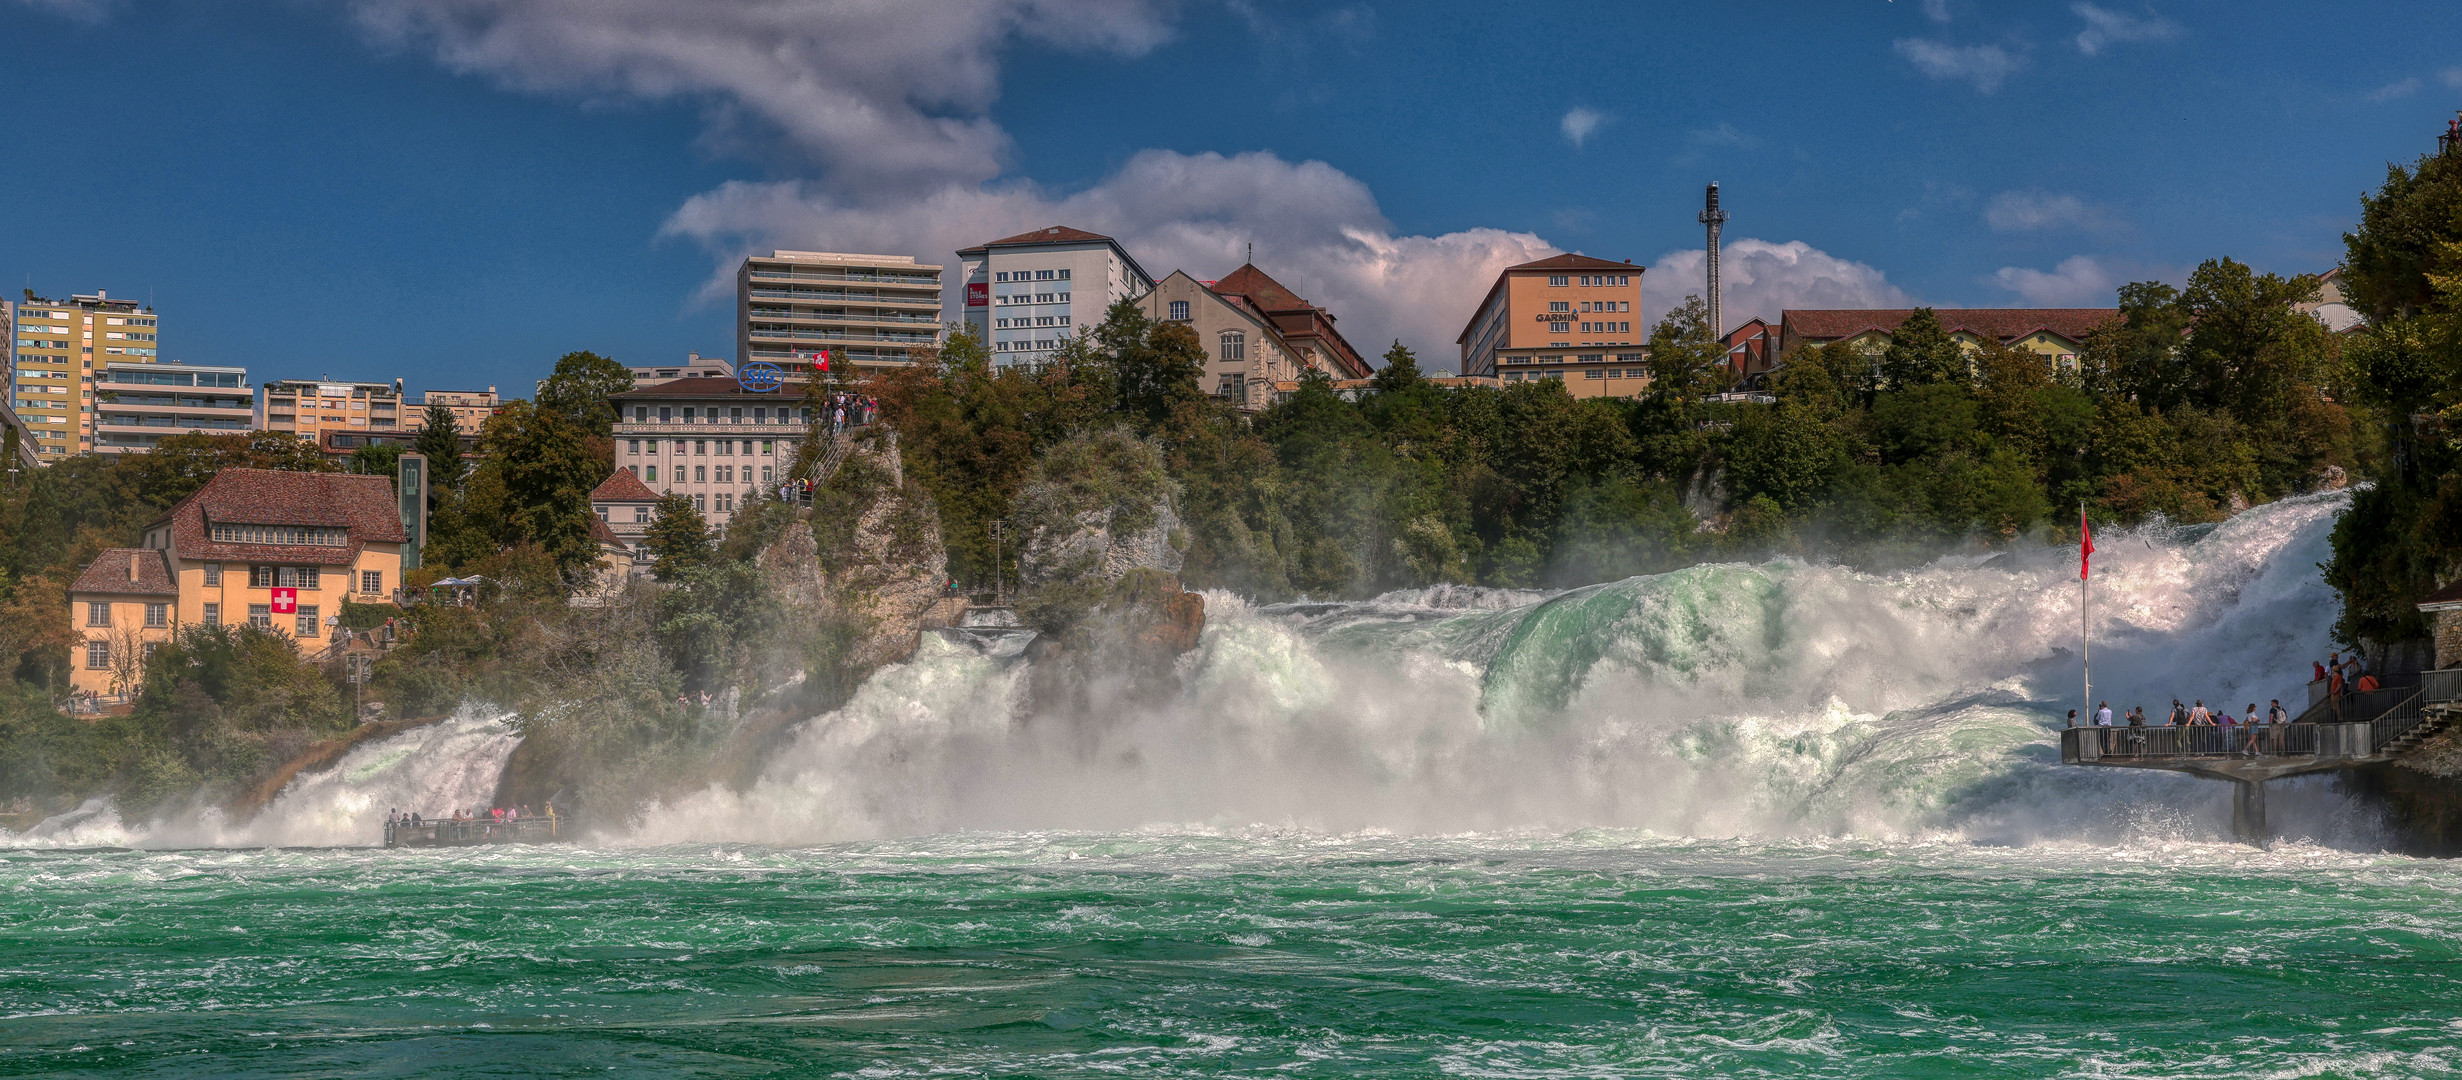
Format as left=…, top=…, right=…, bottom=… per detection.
left=342, top=0, right=1177, bottom=195
left=1983, top=189, right=2122, bottom=234
left=2071, top=3, right=2180, bottom=56
left=1643, top=239, right=1913, bottom=332
left=1893, top=38, right=2025, bottom=93
left=2368, top=77, right=2423, bottom=103
left=1560, top=107, right=1606, bottom=148
left=1991, top=256, right=2118, bottom=306
left=13, top=0, right=114, bottom=20
left=663, top=149, right=1559, bottom=366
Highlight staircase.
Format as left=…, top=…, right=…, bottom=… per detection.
left=2380, top=707, right=2455, bottom=756
left=800, top=431, right=856, bottom=486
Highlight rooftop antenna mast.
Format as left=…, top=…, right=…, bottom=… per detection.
left=1698, top=182, right=1728, bottom=338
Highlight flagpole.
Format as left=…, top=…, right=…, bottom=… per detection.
left=2082, top=500, right=2091, bottom=724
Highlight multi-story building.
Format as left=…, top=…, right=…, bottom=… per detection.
left=68, top=468, right=406, bottom=697
left=609, top=377, right=813, bottom=531
left=418, top=387, right=501, bottom=436
left=1136, top=263, right=1369, bottom=410
left=1455, top=254, right=1649, bottom=398
left=957, top=227, right=1154, bottom=367
left=739, top=251, right=942, bottom=375
left=260, top=378, right=406, bottom=442
left=590, top=468, right=662, bottom=572
left=629, top=352, right=734, bottom=388
left=1776, top=308, right=2119, bottom=372
left=93, top=361, right=253, bottom=454
left=13, top=290, right=160, bottom=460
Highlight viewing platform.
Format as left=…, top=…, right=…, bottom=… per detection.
left=2061, top=669, right=2462, bottom=841
left=385, top=814, right=562, bottom=848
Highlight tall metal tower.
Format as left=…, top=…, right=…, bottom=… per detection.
left=1698, top=182, right=1728, bottom=337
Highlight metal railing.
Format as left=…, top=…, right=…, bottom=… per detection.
left=2423, top=668, right=2462, bottom=705
left=2369, top=691, right=2430, bottom=749
left=385, top=815, right=558, bottom=847
left=2068, top=722, right=2320, bottom=761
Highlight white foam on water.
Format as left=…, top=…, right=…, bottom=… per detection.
left=631, top=492, right=2372, bottom=848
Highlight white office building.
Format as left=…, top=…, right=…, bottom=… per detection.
left=956, top=226, right=1154, bottom=367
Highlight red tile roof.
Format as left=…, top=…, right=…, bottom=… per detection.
left=70, top=548, right=178, bottom=598
left=591, top=468, right=661, bottom=503
left=1207, top=264, right=1370, bottom=378
left=589, top=515, right=627, bottom=549
left=1783, top=308, right=2119, bottom=344
left=958, top=225, right=1116, bottom=253
left=148, top=468, right=405, bottom=568
left=1507, top=253, right=1642, bottom=273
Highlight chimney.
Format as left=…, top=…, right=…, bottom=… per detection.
left=127, top=553, right=138, bottom=582
left=1697, top=182, right=1728, bottom=338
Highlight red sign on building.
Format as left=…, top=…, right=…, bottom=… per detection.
left=965, top=282, right=989, bottom=307
left=270, top=587, right=297, bottom=615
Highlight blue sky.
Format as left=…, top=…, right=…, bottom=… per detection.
left=3, top=0, right=2459, bottom=393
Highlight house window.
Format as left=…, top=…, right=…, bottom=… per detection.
left=1549, top=275, right=1569, bottom=286
left=362, top=570, right=382, bottom=594
left=634, top=406, right=648, bottom=422
left=729, top=408, right=743, bottom=423
left=1057, top=269, right=1070, bottom=279
left=296, top=606, right=321, bottom=638
left=1550, top=302, right=1569, bottom=313
left=761, top=465, right=774, bottom=484
left=1168, top=300, right=1191, bottom=321
left=204, top=562, right=222, bottom=586
left=276, top=566, right=321, bottom=590
left=694, top=466, right=706, bottom=483
left=254, top=565, right=274, bottom=588
left=634, top=506, right=649, bottom=523
left=86, top=641, right=109, bottom=670
left=693, top=494, right=706, bottom=513
left=248, top=604, right=272, bottom=629
left=86, top=601, right=111, bottom=627
left=1220, top=332, right=1246, bottom=361
left=143, top=642, right=160, bottom=662
left=1036, top=269, right=1054, bottom=280
left=646, top=465, right=658, bottom=482
left=1217, top=373, right=1247, bottom=399
left=203, top=602, right=220, bottom=626
left=1551, top=322, right=1570, bottom=333
left=694, top=440, right=706, bottom=456
left=994, top=271, right=1009, bottom=282
left=658, top=407, right=671, bottom=422
left=716, top=493, right=734, bottom=513
left=1585, top=370, right=1605, bottom=379
left=145, top=603, right=167, bottom=628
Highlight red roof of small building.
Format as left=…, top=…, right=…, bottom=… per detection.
left=2419, top=579, right=2462, bottom=611
left=589, top=515, right=627, bottom=549
left=591, top=468, right=661, bottom=503
left=1782, top=308, right=2119, bottom=344
left=70, top=547, right=178, bottom=598
left=958, top=225, right=1116, bottom=253
left=147, top=468, right=405, bottom=567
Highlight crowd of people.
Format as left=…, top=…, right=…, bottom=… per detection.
left=824, top=392, right=877, bottom=436
left=2065, top=651, right=2401, bottom=756
left=387, top=804, right=550, bottom=832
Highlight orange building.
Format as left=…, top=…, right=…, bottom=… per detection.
left=68, top=469, right=406, bottom=697
left=1455, top=254, right=1649, bottom=398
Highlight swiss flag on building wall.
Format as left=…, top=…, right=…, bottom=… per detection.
left=270, top=588, right=297, bottom=615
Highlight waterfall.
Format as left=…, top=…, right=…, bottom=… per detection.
left=634, top=491, right=2366, bottom=847
left=1, top=708, right=520, bottom=848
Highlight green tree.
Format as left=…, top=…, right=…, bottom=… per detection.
left=1110, top=305, right=1208, bottom=433
left=349, top=442, right=405, bottom=477
left=1879, top=307, right=1965, bottom=390
left=479, top=400, right=604, bottom=582
left=534, top=350, right=633, bottom=436
left=413, top=404, right=466, bottom=489
left=1644, top=294, right=1730, bottom=401
left=642, top=493, right=711, bottom=580
left=1370, top=339, right=1424, bottom=394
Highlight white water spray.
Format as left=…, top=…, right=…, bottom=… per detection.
left=2, top=708, right=519, bottom=848
left=635, top=492, right=2367, bottom=847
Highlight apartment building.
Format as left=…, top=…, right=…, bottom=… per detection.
left=610, top=377, right=813, bottom=531
left=418, top=387, right=501, bottom=436
left=1455, top=254, right=1649, bottom=399
left=93, top=361, right=253, bottom=455
left=958, top=227, right=1154, bottom=367
left=739, top=251, right=942, bottom=375
left=629, top=352, right=733, bottom=388
left=12, top=289, right=160, bottom=460
left=69, top=468, right=406, bottom=697
left=260, top=378, right=405, bottom=441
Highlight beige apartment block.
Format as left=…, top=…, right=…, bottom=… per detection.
left=13, top=290, right=160, bottom=460
left=1456, top=254, right=1650, bottom=399
left=739, top=251, right=942, bottom=376
left=261, top=378, right=406, bottom=443
left=93, top=361, right=254, bottom=455
left=418, top=386, right=501, bottom=436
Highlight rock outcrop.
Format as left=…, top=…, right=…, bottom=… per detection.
left=793, top=428, right=958, bottom=669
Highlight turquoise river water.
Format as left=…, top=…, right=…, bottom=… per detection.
left=8, top=492, right=2458, bottom=1076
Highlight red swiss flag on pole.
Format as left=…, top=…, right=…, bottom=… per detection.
left=270, top=587, right=298, bottom=615
left=2079, top=509, right=2094, bottom=580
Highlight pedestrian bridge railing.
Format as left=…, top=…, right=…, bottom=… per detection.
left=385, top=815, right=558, bottom=847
